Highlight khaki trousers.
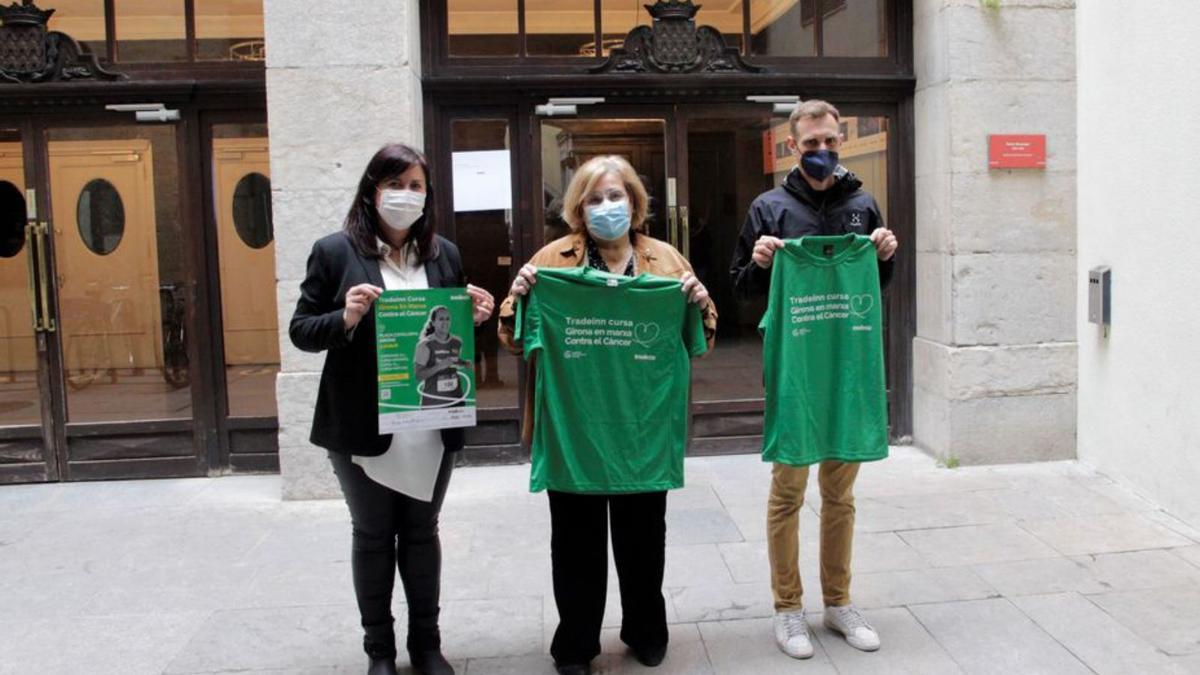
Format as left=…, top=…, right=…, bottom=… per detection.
left=767, top=461, right=859, bottom=610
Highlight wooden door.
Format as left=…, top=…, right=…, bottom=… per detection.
left=48, top=139, right=163, bottom=380
left=211, top=137, right=278, bottom=367
left=0, top=142, right=35, bottom=377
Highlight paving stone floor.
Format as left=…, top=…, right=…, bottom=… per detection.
left=3, top=447, right=1200, bottom=674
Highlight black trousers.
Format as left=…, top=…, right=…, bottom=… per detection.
left=329, top=450, right=455, bottom=659
left=548, top=490, right=669, bottom=666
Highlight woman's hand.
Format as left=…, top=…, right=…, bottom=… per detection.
left=679, top=272, right=710, bottom=306
left=509, top=264, right=538, bottom=297
left=467, top=284, right=495, bottom=325
left=343, top=283, right=383, bottom=330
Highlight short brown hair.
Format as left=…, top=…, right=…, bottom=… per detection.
left=561, top=155, right=650, bottom=234
left=788, top=99, right=841, bottom=138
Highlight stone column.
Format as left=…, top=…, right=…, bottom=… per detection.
left=265, top=0, right=424, bottom=499
left=912, top=0, right=1077, bottom=464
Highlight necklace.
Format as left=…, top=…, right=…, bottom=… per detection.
left=585, top=237, right=636, bottom=277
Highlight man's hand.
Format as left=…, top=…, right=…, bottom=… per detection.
left=752, top=236, right=786, bottom=269
left=870, top=228, right=898, bottom=261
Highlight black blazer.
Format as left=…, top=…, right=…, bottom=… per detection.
left=289, top=231, right=467, bottom=456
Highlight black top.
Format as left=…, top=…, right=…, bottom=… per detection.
left=729, top=166, right=893, bottom=298
left=584, top=235, right=637, bottom=277
left=289, top=231, right=467, bottom=456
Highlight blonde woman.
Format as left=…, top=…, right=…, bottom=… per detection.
left=498, top=156, right=716, bottom=674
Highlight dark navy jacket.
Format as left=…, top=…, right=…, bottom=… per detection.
left=730, top=166, right=893, bottom=298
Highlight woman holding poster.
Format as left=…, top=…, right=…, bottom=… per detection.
left=289, top=143, right=493, bottom=675
left=497, top=155, right=717, bottom=675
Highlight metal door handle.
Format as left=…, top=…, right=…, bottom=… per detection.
left=680, top=206, right=690, bottom=260
left=34, top=222, right=55, bottom=333
left=668, top=206, right=679, bottom=250
left=25, top=222, right=43, bottom=332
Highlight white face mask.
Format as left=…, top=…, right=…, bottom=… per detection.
left=378, top=189, right=425, bottom=232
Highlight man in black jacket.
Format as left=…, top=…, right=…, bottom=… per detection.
left=730, top=99, right=898, bottom=660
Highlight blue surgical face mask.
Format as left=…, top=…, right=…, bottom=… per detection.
left=800, top=149, right=839, bottom=182
left=585, top=199, right=631, bottom=241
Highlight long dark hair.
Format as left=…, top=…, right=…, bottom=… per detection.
left=343, top=143, right=437, bottom=261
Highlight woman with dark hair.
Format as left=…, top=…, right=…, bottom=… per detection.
left=290, top=143, right=494, bottom=675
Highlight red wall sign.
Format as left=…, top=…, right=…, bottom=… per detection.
left=762, top=129, right=776, bottom=174
left=989, top=134, right=1046, bottom=169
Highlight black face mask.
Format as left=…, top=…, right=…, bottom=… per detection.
left=800, top=149, right=839, bottom=181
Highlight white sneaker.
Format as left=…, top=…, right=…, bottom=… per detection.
left=824, top=605, right=881, bottom=651
left=773, top=609, right=814, bottom=659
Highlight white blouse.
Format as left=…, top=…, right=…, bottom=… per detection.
left=351, top=240, right=446, bottom=502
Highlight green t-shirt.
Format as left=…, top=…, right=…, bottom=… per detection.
left=516, top=266, right=708, bottom=493
left=759, top=235, right=889, bottom=466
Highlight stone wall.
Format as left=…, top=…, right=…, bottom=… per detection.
left=265, top=0, right=425, bottom=499
left=912, top=0, right=1077, bottom=464
left=1076, top=3, right=1200, bottom=525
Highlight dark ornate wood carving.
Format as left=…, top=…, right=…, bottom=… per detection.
left=0, top=2, right=122, bottom=83
left=591, top=0, right=762, bottom=75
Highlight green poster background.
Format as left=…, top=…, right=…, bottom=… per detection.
left=375, top=288, right=476, bottom=432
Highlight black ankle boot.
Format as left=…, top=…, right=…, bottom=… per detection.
left=631, top=642, right=668, bottom=667
left=367, top=656, right=398, bottom=675
left=409, top=648, right=454, bottom=675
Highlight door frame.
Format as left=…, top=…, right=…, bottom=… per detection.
left=426, top=91, right=916, bottom=450
left=0, top=65, right=271, bottom=483
left=675, top=99, right=914, bottom=440
left=0, top=117, right=59, bottom=482
left=198, top=109, right=279, bottom=474
left=532, top=103, right=680, bottom=249
left=0, top=111, right=214, bottom=481
left=427, top=105, right=530, bottom=463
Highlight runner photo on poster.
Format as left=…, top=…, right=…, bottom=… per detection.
left=376, top=288, right=476, bottom=432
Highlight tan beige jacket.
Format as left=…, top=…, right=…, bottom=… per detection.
left=498, top=232, right=718, bottom=444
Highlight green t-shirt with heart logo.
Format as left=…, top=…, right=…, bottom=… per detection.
left=515, top=266, right=708, bottom=493
left=758, top=235, right=889, bottom=466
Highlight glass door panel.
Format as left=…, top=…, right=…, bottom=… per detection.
left=212, top=124, right=278, bottom=419
left=450, top=118, right=519, bottom=408
left=838, top=113, right=892, bottom=417
left=46, top=125, right=193, bottom=424
left=837, top=115, right=889, bottom=217
left=0, top=131, right=41, bottom=427
left=539, top=116, right=670, bottom=246
left=684, top=111, right=782, bottom=405
left=684, top=109, right=895, bottom=424
left=0, top=125, right=55, bottom=481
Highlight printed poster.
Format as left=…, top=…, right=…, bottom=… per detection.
left=375, top=289, right=476, bottom=433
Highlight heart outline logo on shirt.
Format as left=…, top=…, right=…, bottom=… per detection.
left=633, top=322, right=661, bottom=347
left=850, top=294, right=874, bottom=317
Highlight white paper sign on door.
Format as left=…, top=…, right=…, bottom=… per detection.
left=452, top=150, right=512, bottom=212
